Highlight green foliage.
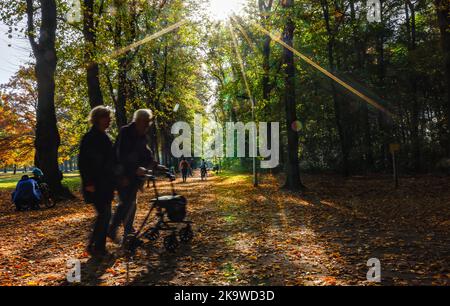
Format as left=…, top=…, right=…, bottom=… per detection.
left=0, top=0, right=449, bottom=175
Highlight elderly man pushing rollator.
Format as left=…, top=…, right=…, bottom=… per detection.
left=108, top=109, right=168, bottom=243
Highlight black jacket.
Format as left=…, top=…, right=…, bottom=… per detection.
left=114, top=122, right=156, bottom=187
left=78, top=127, right=115, bottom=203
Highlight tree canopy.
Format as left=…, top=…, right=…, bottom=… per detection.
left=0, top=0, right=449, bottom=191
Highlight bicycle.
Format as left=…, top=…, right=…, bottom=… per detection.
left=38, top=182, right=56, bottom=209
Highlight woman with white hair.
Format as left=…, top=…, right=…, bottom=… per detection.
left=79, top=106, right=115, bottom=259
left=108, top=109, right=168, bottom=243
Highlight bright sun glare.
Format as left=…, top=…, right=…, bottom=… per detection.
left=207, top=0, right=246, bottom=21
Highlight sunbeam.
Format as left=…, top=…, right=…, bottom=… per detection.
left=207, top=0, right=246, bottom=21
left=230, top=16, right=394, bottom=119
left=108, top=20, right=187, bottom=60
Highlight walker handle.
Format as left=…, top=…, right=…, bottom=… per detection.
left=166, top=172, right=176, bottom=182
left=143, top=174, right=156, bottom=181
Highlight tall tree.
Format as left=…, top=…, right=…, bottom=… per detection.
left=83, top=0, right=104, bottom=108
left=259, top=0, right=274, bottom=159
left=281, top=0, right=303, bottom=190
left=321, top=0, right=352, bottom=176
left=259, top=0, right=274, bottom=104
left=375, top=0, right=391, bottom=171
left=26, top=0, right=68, bottom=197
left=406, top=0, right=421, bottom=171
left=350, top=0, right=374, bottom=170
left=435, top=0, right=450, bottom=155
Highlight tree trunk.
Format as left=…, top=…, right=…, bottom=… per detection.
left=376, top=0, right=391, bottom=171
left=435, top=0, right=450, bottom=155
left=361, top=103, right=374, bottom=169
left=321, top=0, right=351, bottom=176
left=83, top=0, right=104, bottom=109
left=115, top=57, right=128, bottom=128
left=407, top=1, right=421, bottom=172
left=110, top=2, right=130, bottom=129
left=26, top=0, right=69, bottom=198
left=259, top=1, right=274, bottom=168
left=281, top=0, right=303, bottom=191
left=259, top=0, right=273, bottom=106
left=350, top=0, right=373, bottom=171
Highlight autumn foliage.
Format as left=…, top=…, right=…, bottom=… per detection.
left=0, top=88, right=36, bottom=168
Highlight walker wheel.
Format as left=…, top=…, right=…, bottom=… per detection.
left=144, top=228, right=160, bottom=242
left=123, top=235, right=142, bottom=255
left=164, top=233, right=179, bottom=253
left=179, top=225, right=194, bottom=242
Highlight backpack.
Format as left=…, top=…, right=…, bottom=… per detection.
left=180, top=160, right=189, bottom=170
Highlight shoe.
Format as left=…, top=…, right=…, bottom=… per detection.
left=107, top=231, right=121, bottom=244
left=86, top=244, right=96, bottom=256
left=87, top=245, right=110, bottom=260
left=122, top=235, right=143, bottom=246
left=122, top=234, right=143, bottom=254
left=96, top=249, right=111, bottom=259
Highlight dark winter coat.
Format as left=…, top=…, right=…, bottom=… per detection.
left=114, top=122, right=156, bottom=189
left=78, top=127, right=116, bottom=204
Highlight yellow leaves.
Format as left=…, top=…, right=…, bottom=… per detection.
left=44, top=274, right=61, bottom=281
left=27, top=281, right=39, bottom=286
left=106, top=268, right=127, bottom=276
left=322, top=276, right=337, bottom=286
left=204, top=269, right=216, bottom=276
left=1, top=172, right=450, bottom=287
left=433, top=274, right=450, bottom=280
left=0, top=92, right=35, bottom=165
left=106, top=268, right=117, bottom=276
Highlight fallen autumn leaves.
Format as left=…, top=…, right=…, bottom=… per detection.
left=0, top=173, right=449, bottom=286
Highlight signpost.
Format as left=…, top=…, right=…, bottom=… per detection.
left=389, top=144, right=401, bottom=189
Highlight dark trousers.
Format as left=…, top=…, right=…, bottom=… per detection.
left=109, top=186, right=138, bottom=239
left=15, top=198, right=40, bottom=211
left=181, top=169, right=188, bottom=182
left=89, top=195, right=112, bottom=252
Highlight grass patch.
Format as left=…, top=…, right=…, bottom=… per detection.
left=223, top=236, right=237, bottom=247
left=0, top=173, right=23, bottom=189
left=222, top=214, right=237, bottom=224
left=221, top=262, right=240, bottom=282
left=217, top=170, right=251, bottom=185
left=62, top=173, right=81, bottom=191
left=0, top=172, right=81, bottom=192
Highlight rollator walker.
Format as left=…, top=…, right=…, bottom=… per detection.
left=123, top=172, right=194, bottom=255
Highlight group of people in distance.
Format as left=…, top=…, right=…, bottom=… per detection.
left=178, top=157, right=213, bottom=183
left=178, top=156, right=220, bottom=183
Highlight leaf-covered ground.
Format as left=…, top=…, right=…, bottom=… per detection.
left=0, top=172, right=449, bottom=286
